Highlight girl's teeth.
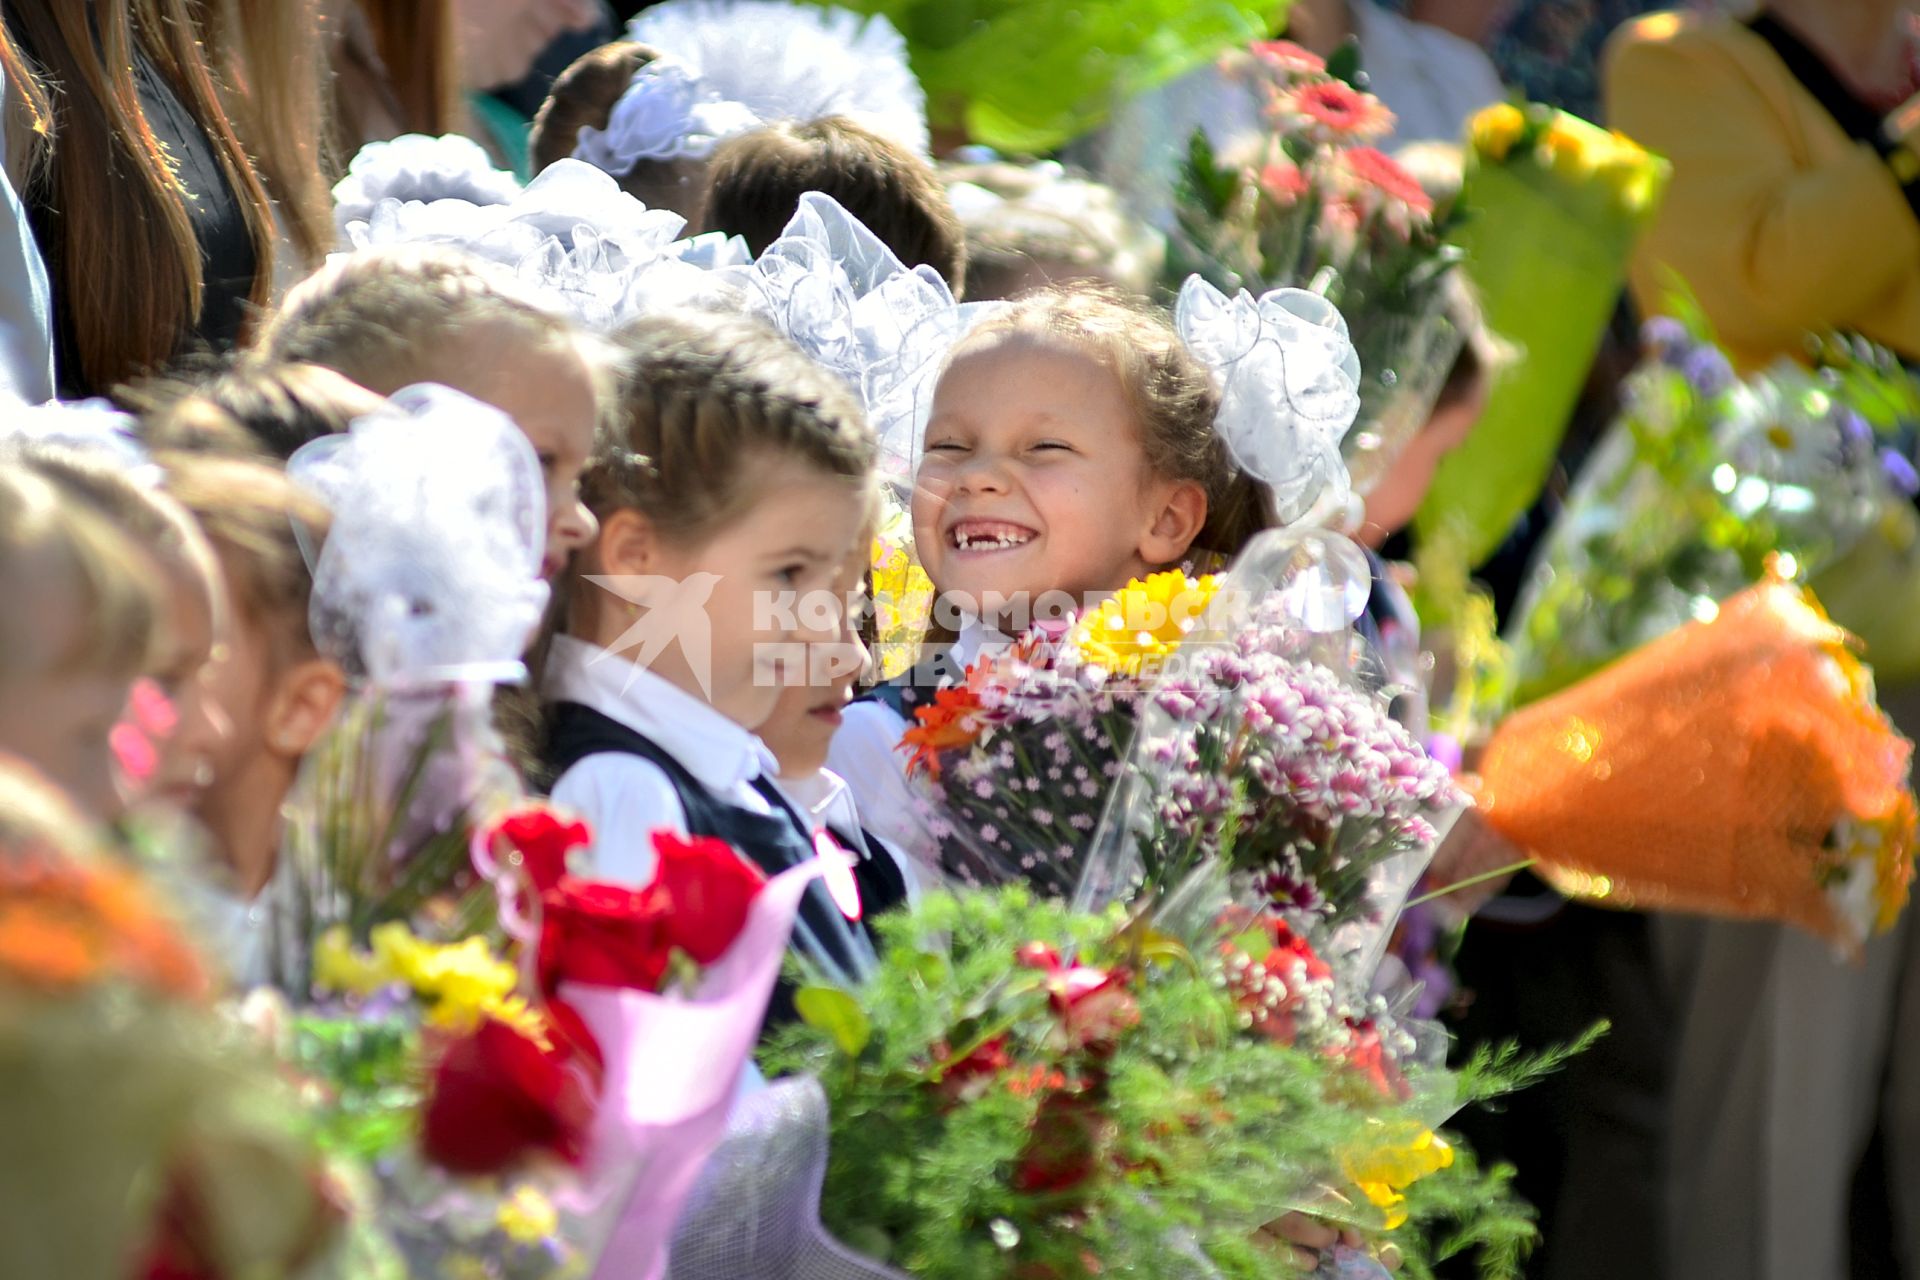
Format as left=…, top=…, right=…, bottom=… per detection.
left=957, top=531, right=1031, bottom=550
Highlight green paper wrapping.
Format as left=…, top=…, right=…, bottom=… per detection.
left=1415, top=112, right=1668, bottom=567
left=807, top=0, right=1285, bottom=153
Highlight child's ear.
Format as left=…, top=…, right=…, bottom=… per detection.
left=598, top=507, right=660, bottom=576
left=1138, top=479, right=1209, bottom=567
left=265, top=658, right=346, bottom=759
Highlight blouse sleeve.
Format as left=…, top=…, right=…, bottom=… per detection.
left=0, top=71, right=54, bottom=405
left=550, top=752, right=690, bottom=886
left=827, top=700, right=942, bottom=885
left=1605, top=20, right=1920, bottom=349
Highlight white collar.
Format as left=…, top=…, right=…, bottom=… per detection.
left=546, top=634, right=780, bottom=796
left=774, top=768, right=848, bottom=825
left=951, top=614, right=1013, bottom=669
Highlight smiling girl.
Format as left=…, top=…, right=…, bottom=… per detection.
left=829, top=283, right=1270, bottom=879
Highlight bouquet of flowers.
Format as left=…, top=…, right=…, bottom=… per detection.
left=285, top=806, right=824, bottom=1280
left=1167, top=41, right=1464, bottom=492
left=1414, top=101, right=1669, bottom=567
left=764, top=886, right=1546, bottom=1280
left=1479, top=569, right=1917, bottom=954
left=905, top=531, right=1465, bottom=983
left=0, top=777, right=343, bottom=1280
left=900, top=568, right=1221, bottom=894
left=1507, top=318, right=1920, bottom=703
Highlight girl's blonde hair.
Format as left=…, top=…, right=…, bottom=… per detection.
left=9, top=443, right=224, bottom=647
left=159, top=454, right=330, bottom=672
left=958, top=283, right=1272, bottom=562
left=0, top=465, right=158, bottom=685
left=257, top=247, right=598, bottom=399
left=592, top=310, right=877, bottom=543
left=135, top=360, right=380, bottom=461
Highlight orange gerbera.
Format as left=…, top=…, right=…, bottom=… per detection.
left=899, top=685, right=990, bottom=780
left=1279, top=80, right=1394, bottom=140
left=0, top=850, right=208, bottom=999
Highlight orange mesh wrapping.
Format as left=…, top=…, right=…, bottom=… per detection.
left=1479, top=575, right=1917, bottom=951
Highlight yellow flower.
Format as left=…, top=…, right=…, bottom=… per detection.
left=1068, top=571, right=1219, bottom=676
left=409, top=935, right=519, bottom=1009
left=1344, top=1126, right=1455, bottom=1231
left=870, top=502, right=935, bottom=681
left=496, top=1185, right=560, bottom=1245
left=312, top=926, right=393, bottom=996
left=1538, top=125, right=1592, bottom=180
left=1468, top=102, right=1526, bottom=162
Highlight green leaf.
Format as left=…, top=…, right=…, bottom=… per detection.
left=1325, top=36, right=1364, bottom=89
left=796, top=986, right=872, bottom=1057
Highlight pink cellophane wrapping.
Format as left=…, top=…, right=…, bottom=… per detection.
left=566, top=860, right=823, bottom=1280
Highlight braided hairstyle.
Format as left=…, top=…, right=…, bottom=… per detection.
left=955, top=283, right=1274, bottom=566
left=590, top=310, right=877, bottom=543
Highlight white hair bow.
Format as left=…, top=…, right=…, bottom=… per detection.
left=1174, top=275, right=1362, bottom=526
left=287, top=384, right=550, bottom=687
left=576, top=0, right=927, bottom=177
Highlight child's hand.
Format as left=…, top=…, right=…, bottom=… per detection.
left=1254, top=1212, right=1365, bottom=1272
left=1424, top=803, right=1526, bottom=923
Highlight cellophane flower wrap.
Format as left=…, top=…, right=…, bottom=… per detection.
left=1481, top=569, right=1918, bottom=954
left=899, top=568, right=1222, bottom=896
left=763, top=887, right=1552, bottom=1280
left=1507, top=318, right=1920, bottom=703
left=1414, top=101, right=1669, bottom=567
left=1167, top=41, right=1465, bottom=493
left=905, top=529, right=1466, bottom=989
left=285, top=805, right=821, bottom=1280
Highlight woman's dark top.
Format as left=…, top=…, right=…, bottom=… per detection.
left=24, top=41, right=257, bottom=397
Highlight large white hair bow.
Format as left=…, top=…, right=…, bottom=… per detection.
left=341, top=159, right=692, bottom=329
left=732, top=192, right=998, bottom=477
left=287, top=385, right=550, bottom=687
left=331, top=134, right=524, bottom=245
left=0, top=397, right=154, bottom=481
left=580, top=0, right=927, bottom=177
left=1174, top=276, right=1362, bottom=526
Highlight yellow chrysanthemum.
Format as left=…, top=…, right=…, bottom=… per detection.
left=496, top=1185, right=560, bottom=1245
left=1468, top=102, right=1526, bottom=162
left=1068, top=571, right=1219, bottom=676
left=870, top=507, right=935, bottom=681
left=1538, top=125, right=1592, bottom=180
left=312, top=925, right=394, bottom=996
left=324, top=923, right=523, bottom=1027
left=1344, top=1126, right=1455, bottom=1231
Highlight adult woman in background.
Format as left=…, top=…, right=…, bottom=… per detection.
left=1606, top=5, right=1920, bottom=1277
left=331, top=0, right=597, bottom=176
left=1, top=2, right=327, bottom=397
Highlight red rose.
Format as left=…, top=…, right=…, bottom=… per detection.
left=421, top=1017, right=593, bottom=1175
left=648, top=831, right=765, bottom=964
left=484, top=807, right=592, bottom=894
left=1045, top=964, right=1140, bottom=1052
left=539, top=878, right=675, bottom=995
left=932, top=1034, right=1011, bottom=1107
left=1013, top=1089, right=1105, bottom=1195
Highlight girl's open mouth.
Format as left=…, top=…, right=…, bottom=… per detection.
left=947, top=518, right=1037, bottom=552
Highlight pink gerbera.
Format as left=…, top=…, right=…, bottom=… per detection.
left=1341, top=146, right=1433, bottom=216
left=1250, top=39, right=1326, bottom=76
left=1258, top=160, right=1310, bottom=205
left=1279, top=80, right=1395, bottom=141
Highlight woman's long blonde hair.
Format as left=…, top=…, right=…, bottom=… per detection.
left=0, top=1, right=286, bottom=392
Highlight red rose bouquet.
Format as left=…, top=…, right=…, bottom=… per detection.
left=286, top=805, right=820, bottom=1279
